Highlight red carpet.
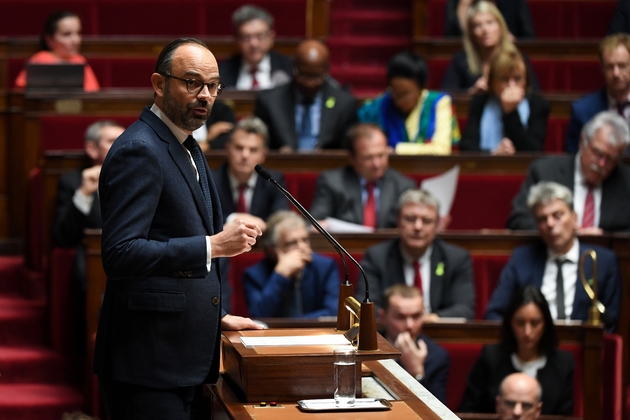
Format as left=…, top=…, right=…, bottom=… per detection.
left=0, top=256, right=85, bottom=419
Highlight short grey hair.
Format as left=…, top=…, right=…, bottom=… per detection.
left=232, top=5, right=274, bottom=31
left=232, top=116, right=269, bottom=146
left=581, top=110, right=630, bottom=149
left=263, top=210, right=307, bottom=247
left=527, top=181, right=574, bottom=211
left=84, top=120, right=123, bottom=145
left=398, top=189, right=440, bottom=215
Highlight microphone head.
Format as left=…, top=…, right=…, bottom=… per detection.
left=254, top=164, right=273, bottom=181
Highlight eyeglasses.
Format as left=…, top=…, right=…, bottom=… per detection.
left=237, top=31, right=271, bottom=43
left=162, top=73, right=224, bottom=97
left=501, top=399, right=536, bottom=412
left=586, top=141, right=620, bottom=164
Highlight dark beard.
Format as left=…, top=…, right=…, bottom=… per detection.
left=162, top=81, right=212, bottom=131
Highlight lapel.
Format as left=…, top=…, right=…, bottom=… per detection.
left=250, top=176, right=266, bottom=217
left=428, top=240, right=444, bottom=311
left=377, top=170, right=395, bottom=227
left=347, top=168, right=364, bottom=224
left=390, top=240, right=406, bottom=288
left=599, top=165, right=624, bottom=229
left=317, top=81, right=334, bottom=148
left=280, top=84, right=297, bottom=148
left=139, top=108, right=215, bottom=235
left=571, top=243, right=593, bottom=319
left=558, top=155, right=575, bottom=189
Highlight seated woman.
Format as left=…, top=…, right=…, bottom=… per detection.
left=14, top=10, right=100, bottom=91
left=441, top=1, right=538, bottom=94
left=358, top=51, right=460, bottom=155
left=459, top=286, right=574, bottom=415
left=460, top=48, right=550, bottom=154
left=444, top=0, right=536, bottom=39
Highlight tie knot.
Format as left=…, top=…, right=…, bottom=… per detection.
left=238, top=183, right=248, bottom=192
left=555, top=258, right=566, bottom=268
left=366, top=182, right=375, bottom=192
left=303, top=97, right=314, bottom=107
left=183, top=135, right=198, bottom=151
left=413, top=260, right=420, bottom=270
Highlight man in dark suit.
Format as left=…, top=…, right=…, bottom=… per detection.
left=488, top=182, right=621, bottom=332
left=94, top=38, right=263, bottom=419
left=211, top=116, right=288, bottom=230
left=356, top=189, right=475, bottom=319
left=310, top=123, right=416, bottom=229
left=379, top=284, right=449, bottom=403
left=608, top=0, right=630, bottom=35
left=243, top=210, right=340, bottom=318
left=218, top=4, right=292, bottom=90
left=508, top=111, right=630, bottom=233
left=565, top=34, right=630, bottom=152
left=254, top=39, right=359, bottom=151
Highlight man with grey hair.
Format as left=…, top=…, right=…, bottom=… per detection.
left=496, top=373, right=543, bottom=420
left=211, top=116, right=288, bottom=232
left=243, top=210, right=340, bottom=317
left=356, top=189, right=475, bottom=319
left=218, top=4, right=292, bottom=90
left=508, top=110, right=630, bottom=233
left=487, top=181, right=621, bottom=331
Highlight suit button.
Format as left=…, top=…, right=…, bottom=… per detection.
left=186, top=271, right=192, bottom=277
left=212, top=297, right=220, bottom=306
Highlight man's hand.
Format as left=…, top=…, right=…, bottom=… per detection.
left=206, top=121, right=234, bottom=142
left=210, top=220, right=262, bottom=258
left=492, top=138, right=516, bottom=156
left=221, top=314, right=266, bottom=331
left=230, top=213, right=267, bottom=232
left=468, top=76, right=488, bottom=95
left=394, top=332, right=428, bottom=379
left=79, top=165, right=102, bottom=196
left=274, top=248, right=312, bottom=278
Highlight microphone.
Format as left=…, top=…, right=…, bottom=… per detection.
left=255, top=164, right=377, bottom=350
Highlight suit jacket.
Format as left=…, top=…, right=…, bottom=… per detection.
left=356, top=238, right=475, bottom=318
left=243, top=253, right=340, bottom=318
left=484, top=241, right=621, bottom=331
left=218, top=50, right=293, bottom=88
left=441, top=50, right=539, bottom=92
left=444, top=0, right=536, bottom=39
left=210, top=163, right=289, bottom=223
left=254, top=80, right=359, bottom=150
left=53, top=168, right=102, bottom=247
left=416, top=334, right=449, bottom=404
left=460, top=93, right=550, bottom=152
left=607, top=0, right=630, bottom=35
left=94, top=107, right=225, bottom=388
left=310, top=166, right=416, bottom=229
left=507, top=154, right=630, bottom=232
left=565, top=89, right=608, bottom=153
left=458, top=344, right=574, bottom=415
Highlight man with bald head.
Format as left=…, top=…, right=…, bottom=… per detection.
left=496, top=373, right=543, bottom=420
left=94, top=37, right=264, bottom=419
left=254, top=39, right=358, bottom=151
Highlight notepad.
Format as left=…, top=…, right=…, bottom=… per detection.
left=240, top=334, right=351, bottom=348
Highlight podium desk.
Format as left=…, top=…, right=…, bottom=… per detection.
left=209, top=358, right=458, bottom=420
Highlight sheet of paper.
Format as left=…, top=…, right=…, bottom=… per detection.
left=240, top=334, right=351, bottom=348
left=324, top=217, right=375, bottom=233
left=420, top=165, right=459, bottom=217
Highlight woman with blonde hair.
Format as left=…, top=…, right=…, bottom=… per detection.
left=441, top=1, right=538, bottom=94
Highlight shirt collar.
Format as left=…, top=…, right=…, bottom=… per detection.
left=547, top=237, right=580, bottom=263
left=228, top=170, right=257, bottom=190
left=150, top=103, right=189, bottom=145
left=244, top=54, right=271, bottom=73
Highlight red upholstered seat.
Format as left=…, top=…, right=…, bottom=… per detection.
left=284, top=172, right=320, bottom=213
left=0, top=1, right=97, bottom=36
left=603, top=333, right=623, bottom=420
left=38, top=115, right=136, bottom=152
left=471, top=255, right=509, bottom=319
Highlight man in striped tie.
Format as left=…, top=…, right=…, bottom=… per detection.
left=508, top=110, right=630, bottom=233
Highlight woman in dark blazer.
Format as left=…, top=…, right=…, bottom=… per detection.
left=458, top=286, right=574, bottom=415
left=460, top=48, right=549, bottom=154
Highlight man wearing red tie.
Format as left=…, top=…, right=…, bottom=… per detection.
left=508, top=111, right=630, bottom=234
left=310, top=123, right=416, bottom=229
left=356, top=189, right=475, bottom=320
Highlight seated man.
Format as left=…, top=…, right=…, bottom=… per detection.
left=211, top=116, right=288, bottom=231
left=356, top=189, right=475, bottom=319
left=254, top=39, right=358, bottom=151
left=243, top=211, right=340, bottom=317
left=496, top=373, right=543, bottom=420
left=218, top=4, right=292, bottom=90
left=310, top=123, right=416, bottom=229
left=565, top=33, right=630, bottom=152
left=508, top=110, right=630, bottom=233
left=487, top=182, right=621, bottom=331
left=379, top=284, right=449, bottom=403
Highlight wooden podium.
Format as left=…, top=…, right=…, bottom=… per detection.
left=221, top=328, right=400, bottom=402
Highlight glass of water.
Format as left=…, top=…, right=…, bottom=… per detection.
left=333, top=346, right=356, bottom=407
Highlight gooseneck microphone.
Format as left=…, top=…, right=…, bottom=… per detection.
left=255, top=164, right=369, bottom=296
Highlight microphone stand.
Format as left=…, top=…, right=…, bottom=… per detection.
left=255, top=165, right=377, bottom=350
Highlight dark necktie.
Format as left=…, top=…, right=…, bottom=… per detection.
left=298, top=98, right=315, bottom=149
left=616, top=101, right=629, bottom=117
left=555, top=258, right=566, bottom=320
left=183, top=135, right=213, bottom=226
left=363, top=182, right=376, bottom=228
left=413, top=260, right=423, bottom=294
left=236, top=184, right=247, bottom=213
left=582, top=185, right=594, bottom=228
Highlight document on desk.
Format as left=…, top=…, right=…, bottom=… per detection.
left=240, top=334, right=351, bottom=348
